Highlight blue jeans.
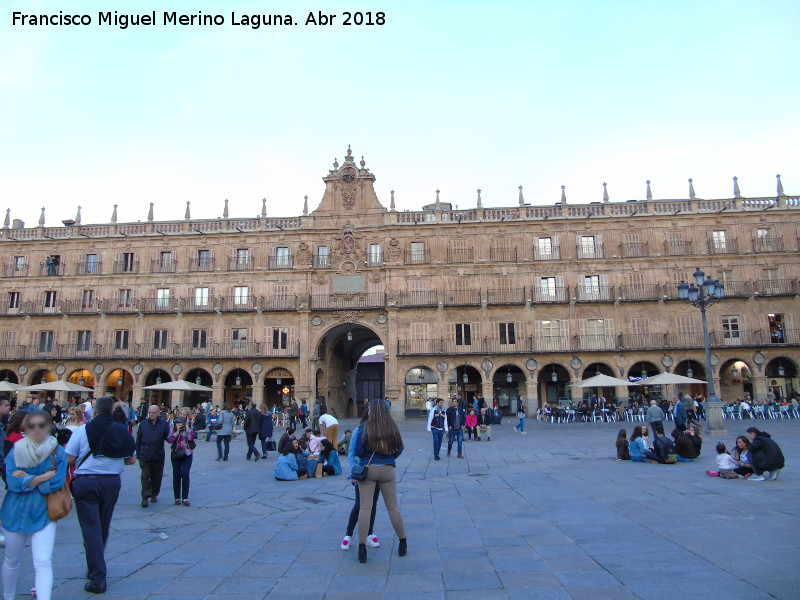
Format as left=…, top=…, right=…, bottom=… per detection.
left=246, top=432, right=260, bottom=458
left=515, top=417, right=525, bottom=432
left=216, top=435, right=231, bottom=459
left=447, top=429, right=463, bottom=454
left=431, top=429, right=444, bottom=457
left=171, top=453, right=193, bottom=500
left=72, top=475, right=122, bottom=586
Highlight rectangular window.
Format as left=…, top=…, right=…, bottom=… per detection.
left=586, top=318, right=605, bottom=337
left=153, top=330, right=168, bottom=350
left=541, top=320, right=560, bottom=338
left=192, top=329, right=207, bottom=349
left=499, top=322, right=516, bottom=345
left=275, top=246, right=290, bottom=267
left=583, top=275, right=600, bottom=295
left=768, top=313, right=785, bottom=344
left=756, top=228, right=769, bottom=240
left=315, top=245, right=330, bottom=267
left=44, top=291, right=57, bottom=308
left=236, top=248, right=250, bottom=266
left=7, top=292, right=19, bottom=309
left=410, top=241, right=426, bottom=262
left=76, top=330, right=91, bottom=352
left=721, top=316, right=740, bottom=343
left=232, top=328, right=247, bottom=349
left=198, top=249, right=211, bottom=268
left=81, top=289, right=94, bottom=309
left=712, top=230, right=727, bottom=250
left=122, top=252, right=136, bottom=272
left=38, top=331, right=54, bottom=353
left=272, top=327, right=288, bottom=350
left=455, top=323, right=472, bottom=346
left=85, top=253, right=99, bottom=274
left=763, top=268, right=779, bottom=282
left=580, top=235, right=596, bottom=257
left=234, top=286, right=249, bottom=305
left=369, top=243, right=382, bottom=265
left=13, top=256, right=26, bottom=272
left=160, top=251, right=173, bottom=268
left=195, top=287, right=209, bottom=306
left=156, top=288, right=170, bottom=308
left=118, top=289, right=132, bottom=307
left=537, top=237, right=553, bottom=259
left=539, top=277, right=556, bottom=297
left=114, top=330, right=129, bottom=350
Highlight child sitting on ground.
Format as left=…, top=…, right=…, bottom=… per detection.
left=616, top=429, right=630, bottom=460
left=706, top=442, right=740, bottom=478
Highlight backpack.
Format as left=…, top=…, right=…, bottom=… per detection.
left=654, top=436, right=676, bottom=460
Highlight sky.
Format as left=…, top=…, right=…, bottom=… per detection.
left=1, top=0, right=798, bottom=226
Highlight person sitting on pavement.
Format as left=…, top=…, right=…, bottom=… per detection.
left=465, top=410, right=478, bottom=441
left=730, top=435, right=754, bottom=477
left=318, top=439, right=342, bottom=476
left=274, top=439, right=309, bottom=481
left=706, top=442, right=741, bottom=478
left=670, top=429, right=697, bottom=461
left=477, top=407, right=492, bottom=441
left=640, top=423, right=652, bottom=451
left=616, top=429, right=630, bottom=460
left=629, top=426, right=663, bottom=463
left=338, top=429, right=352, bottom=455
left=745, top=427, right=785, bottom=481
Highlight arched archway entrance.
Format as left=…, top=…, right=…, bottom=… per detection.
left=106, top=369, right=132, bottom=403
left=627, top=361, right=661, bottom=403
left=404, top=366, right=438, bottom=417
left=0, top=370, right=19, bottom=385
left=315, top=324, right=384, bottom=419
left=674, top=360, right=706, bottom=397
left=580, top=362, right=617, bottom=403
left=765, top=357, right=797, bottom=400
left=719, top=358, right=753, bottom=400
left=264, top=368, right=295, bottom=410
left=493, top=365, right=525, bottom=415
left=224, top=369, right=252, bottom=409
left=449, top=365, right=482, bottom=404
left=29, top=369, right=56, bottom=386
left=184, top=368, right=213, bottom=408
left=144, top=369, right=171, bottom=407
left=538, top=364, right=570, bottom=408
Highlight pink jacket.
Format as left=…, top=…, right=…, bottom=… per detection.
left=465, top=414, right=478, bottom=428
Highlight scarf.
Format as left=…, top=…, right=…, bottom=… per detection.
left=13, top=435, right=58, bottom=469
left=86, top=415, right=136, bottom=459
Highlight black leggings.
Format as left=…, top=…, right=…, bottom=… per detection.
left=346, top=483, right=379, bottom=537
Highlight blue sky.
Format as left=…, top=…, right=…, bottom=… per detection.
left=1, top=0, right=798, bottom=225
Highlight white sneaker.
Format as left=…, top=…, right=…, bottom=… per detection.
left=367, top=535, right=380, bottom=548
left=768, top=469, right=782, bottom=481
left=520, top=431, right=528, bottom=435
left=749, top=475, right=766, bottom=481
left=340, top=535, right=352, bottom=551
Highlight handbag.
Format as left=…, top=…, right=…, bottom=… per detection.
left=266, top=438, right=277, bottom=452
left=350, top=452, right=374, bottom=481
left=46, top=453, right=72, bottom=521
left=171, top=442, right=187, bottom=460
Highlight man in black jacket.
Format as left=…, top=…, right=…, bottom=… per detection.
left=135, top=405, right=170, bottom=508
left=243, top=402, right=263, bottom=461
left=446, top=398, right=466, bottom=458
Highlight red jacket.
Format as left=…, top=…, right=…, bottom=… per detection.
left=465, top=414, right=478, bottom=428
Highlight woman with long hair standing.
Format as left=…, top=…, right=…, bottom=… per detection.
left=1, top=410, right=68, bottom=600
left=167, top=408, right=196, bottom=505
left=354, top=400, right=407, bottom=563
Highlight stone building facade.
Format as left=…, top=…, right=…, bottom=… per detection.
left=1, top=147, right=798, bottom=418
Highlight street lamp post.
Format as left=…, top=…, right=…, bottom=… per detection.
left=677, top=267, right=727, bottom=435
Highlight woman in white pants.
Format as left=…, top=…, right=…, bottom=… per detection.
left=0, top=410, right=68, bottom=600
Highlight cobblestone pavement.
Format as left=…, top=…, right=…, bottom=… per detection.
left=15, top=418, right=799, bottom=599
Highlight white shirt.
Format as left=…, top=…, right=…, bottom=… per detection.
left=65, top=425, right=126, bottom=476
left=319, top=414, right=338, bottom=428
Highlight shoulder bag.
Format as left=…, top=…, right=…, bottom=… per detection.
left=351, top=452, right=374, bottom=481
left=46, top=452, right=72, bottom=521
left=266, top=437, right=277, bottom=452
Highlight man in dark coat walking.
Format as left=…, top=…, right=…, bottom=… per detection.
left=258, top=404, right=274, bottom=459
left=243, top=402, right=263, bottom=460
left=135, top=405, right=170, bottom=507
left=446, top=398, right=467, bottom=458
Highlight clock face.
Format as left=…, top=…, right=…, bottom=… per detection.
left=525, top=359, right=538, bottom=371
left=93, top=363, right=104, bottom=375
left=132, top=363, right=144, bottom=375
left=661, top=355, right=674, bottom=368
left=18, top=365, right=28, bottom=375
left=55, top=364, right=66, bottom=376
left=252, top=363, right=263, bottom=374
left=212, top=363, right=224, bottom=375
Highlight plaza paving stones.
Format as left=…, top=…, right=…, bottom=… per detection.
left=10, top=419, right=798, bottom=599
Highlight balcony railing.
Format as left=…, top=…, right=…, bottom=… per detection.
left=365, top=254, right=383, bottom=267
left=443, top=289, right=482, bottom=306
left=709, top=239, right=738, bottom=255
left=397, top=290, right=439, bottom=307
left=446, top=248, right=474, bottom=264
left=618, top=333, right=668, bottom=350
left=228, top=256, right=253, bottom=271
left=39, top=262, right=65, bottom=276
left=150, top=259, right=177, bottom=274
left=753, top=236, right=785, bottom=253
left=578, top=334, right=617, bottom=350
left=487, top=288, right=526, bottom=305
left=577, top=243, right=603, bottom=259
left=404, top=250, right=431, bottom=265
left=534, top=244, right=561, bottom=261
left=189, top=258, right=215, bottom=272
left=98, top=299, right=137, bottom=314
left=268, top=254, right=294, bottom=270
left=574, top=285, right=614, bottom=302
left=179, top=297, right=216, bottom=312
left=489, top=247, right=518, bottom=262
left=260, top=295, right=298, bottom=311
left=532, top=337, right=572, bottom=352
left=620, top=242, right=648, bottom=258
left=313, top=255, right=332, bottom=269
left=218, top=296, right=257, bottom=311
left=531, top=286, right=568, bottom=303
left=113, top=259, right=139, bottom=274
left=755, top=279, right=796, bottom=296
left=21, top=301, right=60, bottom=316
left=311, top=292, right=386, bottom=310
left=61, top=300, right=99, bottom=314
left=3, top=263, right=29, bottom=277
left=619, top=284, right=661, bottom=301
left=74, top=261, right=102, bottom=276
left=664, top=240, right=693, bottom=256
left=138, top=298, right=178, bottom=313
